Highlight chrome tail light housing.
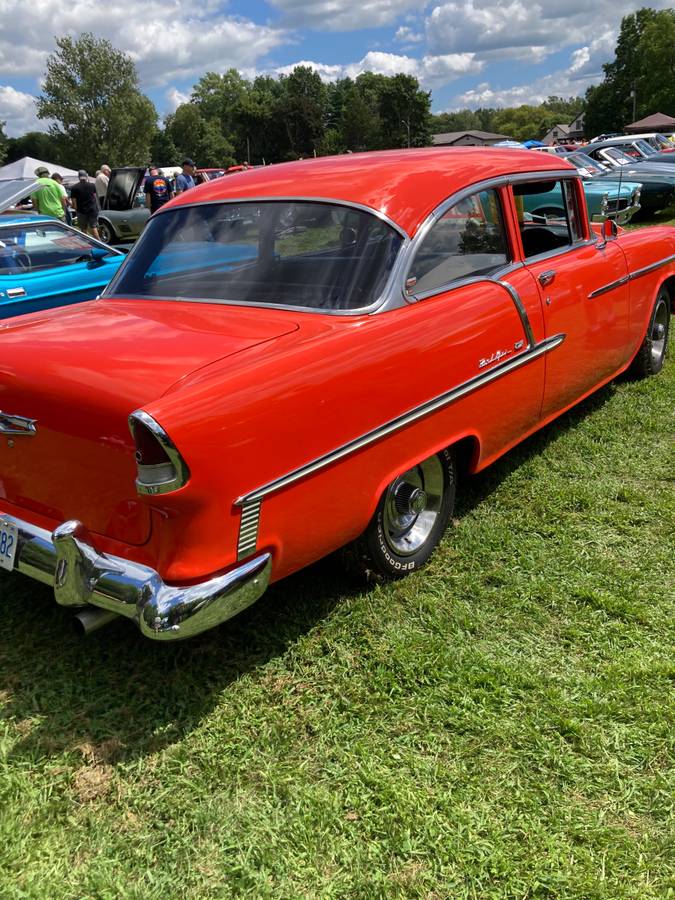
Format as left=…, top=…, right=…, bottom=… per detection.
left=128, top=410, right=190, bottom=496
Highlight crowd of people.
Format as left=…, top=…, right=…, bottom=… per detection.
left=31, top=157, right=199, bottom=241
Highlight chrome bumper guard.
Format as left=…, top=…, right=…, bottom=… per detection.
left=6, top=515, right=271, bottom=640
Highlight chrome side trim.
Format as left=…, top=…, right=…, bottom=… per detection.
left=235, top=333, right=566, bottom=506
left=628, top=254, right=675, bottom=283
left=237, top=500, right=262, bottom=561
left=128, top=409, right=191, bottom=496
left=588, top=275, right=630, bottom=299
left=5, top=514, right=271, bottom=640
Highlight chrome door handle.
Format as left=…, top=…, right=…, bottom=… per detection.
left=6, top=287, right=26, bottom=298
left=538, top=270, right=556, bottom=287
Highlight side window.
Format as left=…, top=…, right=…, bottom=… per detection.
left=0, top=224, right=98, bottom=274
left=514, top=179, right=583, bottom=259
left=407, top=188, right=509, bottom=296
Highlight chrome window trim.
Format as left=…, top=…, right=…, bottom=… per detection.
left=399, top=170, right=581, bottom=303
left=128, top=409, right=190, bottom=496
left=151, top=195, right=409, bottom=239
left=234, top=332, right=565, bottom=507
left=103, top=196, right=411, bottom=317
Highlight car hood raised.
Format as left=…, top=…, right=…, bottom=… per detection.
left=0, top=298, right=299, bottom=409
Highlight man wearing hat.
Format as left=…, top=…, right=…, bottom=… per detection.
left=69, top=170, right=101, bottom=240
left=33, top=166, right=67, bottom=221
left=174, top=158, right=196, bottom=195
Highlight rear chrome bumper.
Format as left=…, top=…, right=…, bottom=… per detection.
left=4, top=515, right=271, bottom=640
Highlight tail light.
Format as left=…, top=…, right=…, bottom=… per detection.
left=128, top=410, right=190, bottom=496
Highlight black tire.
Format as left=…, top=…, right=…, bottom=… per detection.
left=344, top=448, right=456, bottom=581
left=629, top=288, right=670, bottom=378
left=98, top=220, right=116, bottom=245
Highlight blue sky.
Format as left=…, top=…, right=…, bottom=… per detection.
left=0, top=0, right=671, bottom=136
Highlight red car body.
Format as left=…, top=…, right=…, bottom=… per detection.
left=0, top=148, right=672, bottom=639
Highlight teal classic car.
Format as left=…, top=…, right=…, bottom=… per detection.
left=0, top=179, right=125, bottom=319
left=521, top=167, right=641, bottom=225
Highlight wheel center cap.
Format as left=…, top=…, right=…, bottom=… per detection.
left=653, top=323, right=665, bottom=340
left=408, top=487, right=428, bottom=515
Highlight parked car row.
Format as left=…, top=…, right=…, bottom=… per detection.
left=0, top=148, right=672, bottom=643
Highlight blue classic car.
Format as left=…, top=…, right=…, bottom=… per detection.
left=0, top=178, right=125, bottom=319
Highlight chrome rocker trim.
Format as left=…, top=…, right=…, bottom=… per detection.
left=236, top=332, right=566, bottom=507
left=5, top=515, right=271, bottom=640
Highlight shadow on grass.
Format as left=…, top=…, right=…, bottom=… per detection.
left=0, top=381, right=618, bottom=765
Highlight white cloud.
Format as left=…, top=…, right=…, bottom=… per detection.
left=0, top=1, right=286, bottom=86
left=0, top=85, right=43, bottom=136
left=425, top=0, right=674, bottom=63
left=165, top=87, right=191, bottom=112
left=268, top=0, right=426, bottom=30
left=269, top=50, right=481, bottom=89
left=394, top=26, right=423, bottom=44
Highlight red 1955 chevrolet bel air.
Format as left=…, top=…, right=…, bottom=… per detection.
left=0, top=148, right=672, bottom=639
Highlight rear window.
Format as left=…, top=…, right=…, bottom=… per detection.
left=107, top=201, right=403, bottom=312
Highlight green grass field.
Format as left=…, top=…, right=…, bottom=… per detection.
left=1, top=348, right=673, bottom=897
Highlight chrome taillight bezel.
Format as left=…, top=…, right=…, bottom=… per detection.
left=128, top=410, right=190, bottom=496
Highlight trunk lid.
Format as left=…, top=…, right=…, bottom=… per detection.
left=0, top=299, right=298, bottom=543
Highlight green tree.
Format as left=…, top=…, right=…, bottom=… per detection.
left=341, top=84, right=382, bottom=151
left=0, top=121, right=7, bottom=165
left=37, top=33, right=157, bottom=173
left=278, top=66, right=328, bottom=159
left=164, top=103, right=235, bottom=167
left=4, top=131, right=61, bottom=164
left=583, top=8, right=673, bottom=136
left=379, top=74, right=431, bottom=148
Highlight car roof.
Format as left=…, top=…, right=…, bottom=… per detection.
left=168, top=147, right=575, bottom=237
left=0, top=212, right=59, bottom=227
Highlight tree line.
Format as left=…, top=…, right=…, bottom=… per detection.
left=0, top=11, right=672, bottom=172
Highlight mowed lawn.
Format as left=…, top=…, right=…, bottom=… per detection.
left=0, top=354, right=673, bottom=897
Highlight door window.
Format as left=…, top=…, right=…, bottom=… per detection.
left=0, top=223, right=100, bottom=274
left=513, top=178, right=583, bottom=259
left=407, top=189, right=509, bottom=296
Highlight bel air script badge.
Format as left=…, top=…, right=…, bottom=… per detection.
left=478, top=348, right=512, bottom=369
left=0, top=411, right=37, bottom=437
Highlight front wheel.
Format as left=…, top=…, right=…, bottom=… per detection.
left=629, top=288, right=670, bottom=378
left=98, top=220, right=116, bottom=245
left=345, top=449, right=456, bottom=580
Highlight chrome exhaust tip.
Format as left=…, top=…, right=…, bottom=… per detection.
left=73, top=607, right=119, bottom=636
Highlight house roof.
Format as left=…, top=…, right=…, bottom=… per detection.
left=168, top=147, right=574, bottom=238
left=431, top=130, right=510, bottom=144
left=626, top=112, right=675, bottom=132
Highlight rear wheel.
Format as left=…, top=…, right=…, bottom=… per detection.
left=345, top=448, right=456, bottom=580
left=630, top=288, right=670, bottom=378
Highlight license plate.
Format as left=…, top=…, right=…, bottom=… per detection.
left=0, top=519, right=18, bottom=572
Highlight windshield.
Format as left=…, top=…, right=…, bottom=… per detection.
left=107, top=201, right=403, bottom=312
left=635, top=139, right=656, bottom=156
left=604, top=148, right=634, bottom=166
left=567, top=153, right=604, bottom=176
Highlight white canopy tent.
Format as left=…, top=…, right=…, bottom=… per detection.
left=0, top=156, right=80, bottom=183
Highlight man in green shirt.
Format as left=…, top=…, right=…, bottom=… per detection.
left=32, top=166, right=67, bottom=220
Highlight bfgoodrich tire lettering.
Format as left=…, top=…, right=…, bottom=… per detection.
left=345, top=448, right=456, bottom=580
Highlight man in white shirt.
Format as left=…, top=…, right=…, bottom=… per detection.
left=95, top=165, right=111, bottom=206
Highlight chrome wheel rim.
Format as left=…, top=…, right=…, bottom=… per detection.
left=382, top=456, right=444, bottom=556
left=651, top=297, right=669, bottom=366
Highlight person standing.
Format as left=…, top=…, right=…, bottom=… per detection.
left=70, top=170, right=101, bottom=240
left=174, top=158, right=196, bottom=195
left=144, top=165, right=173, bottom=213
left=95, top=165, right=111, bottom=206
left=32, top=166, right=67, bottom=220
left=51, top=173, right=72, bottom=225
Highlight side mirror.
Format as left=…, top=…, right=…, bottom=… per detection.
left=602, top=218, right=618, bottom=240
left=89, top=247, right=109, bottom=263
